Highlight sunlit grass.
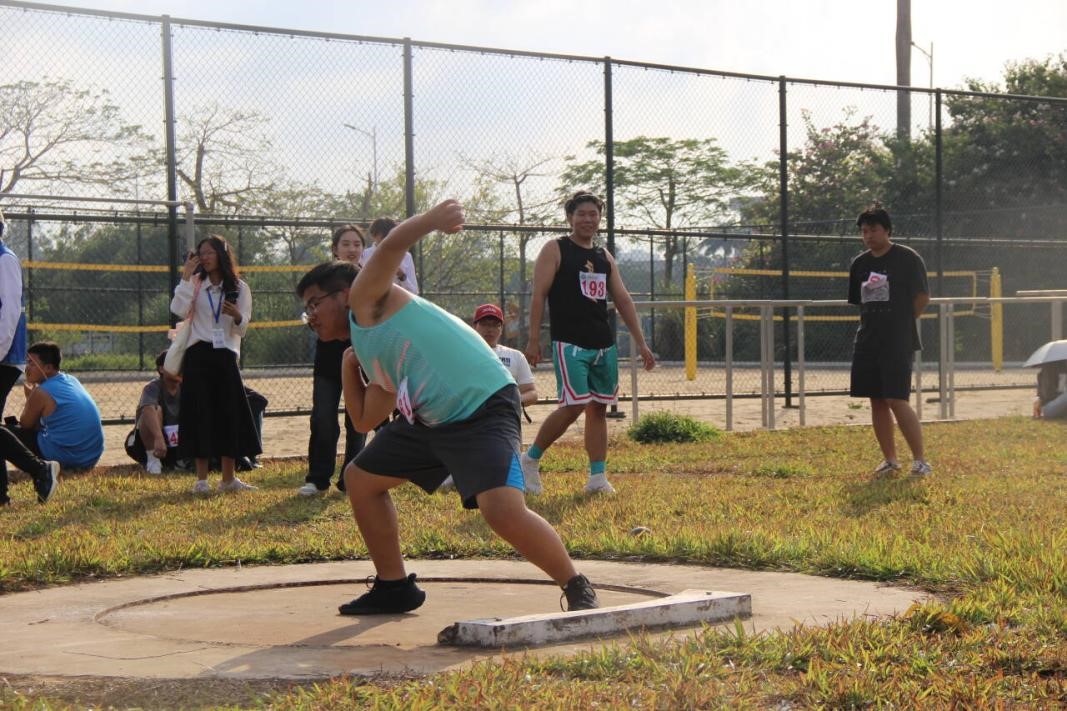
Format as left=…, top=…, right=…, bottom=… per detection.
left=1, top=416, right=1065, bottom=708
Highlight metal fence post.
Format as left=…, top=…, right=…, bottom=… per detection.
left=403, top=37, right=416, bottom=220
left=26, top=211, right=34, bottom=323
left=161, top=15, right=180, bottom=324
left=183, top=202, right=196, bottom=254
left=604, top=56, right=624, bottom=420
left=761, top=305, right=775, bottom=430
left=725, top=305, right=734, bottom=431
left=1052, top=302, right=1063, bottom=341
left=498, top=230, right=505, bottom=311
left=137, top=220, right=145, bottom=371
left=797, top=305, right=805, bottom=426
left=630, top=332, right=639, bottom=423
left=778, top=76, right=793, bottom=408
left=947, top=303, right=956, bottom=418
left=938, top=303, right=948, bottom=420
left=914, top=334, right=923, bottom=421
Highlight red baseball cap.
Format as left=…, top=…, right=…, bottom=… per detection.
left=473, top=303, right=504, bottom=323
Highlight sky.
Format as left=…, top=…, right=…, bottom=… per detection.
left=4, top=0, right=1064, bottom=226
left=47, top=0, right=1067, bottom=91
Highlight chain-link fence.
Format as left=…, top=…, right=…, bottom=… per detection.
left=2, top=1, right=1065, bottom=423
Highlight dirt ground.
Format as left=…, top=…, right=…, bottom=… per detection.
left=94, top=380, right=1035, bottom=469
left=0, top=359, right=1035, bottom=469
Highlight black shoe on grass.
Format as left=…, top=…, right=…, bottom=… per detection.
left=34, top=461, right=60, bottom=504
left=339, top=573, right=426, bottom=615
left=562, top=573, right=599, bottom=611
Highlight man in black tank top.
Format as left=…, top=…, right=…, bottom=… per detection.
left=522, top=191, right=655, bottom=495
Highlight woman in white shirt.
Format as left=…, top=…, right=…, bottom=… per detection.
left=170, top=235, right=260, bottom=493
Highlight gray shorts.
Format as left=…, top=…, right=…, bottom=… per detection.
left=352, top=385, right=525, bottom=509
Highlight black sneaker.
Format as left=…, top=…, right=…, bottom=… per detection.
left=34, top=461, right=60, bottom=504
left=338, top=573, right=426, bottom=615
left=562, top=573, right=599, bottom=611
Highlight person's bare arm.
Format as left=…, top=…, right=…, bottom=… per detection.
left=341, top=348, right=397, bottom=432
left=350, top=201, right=463, bottom=326
left=19, top=387, right=51, bottom=430
left=913, top=292, right=930, bottom=319
left=517, top=382, right=538, bottom=407
left=524, top=240, right=560, bottom=367
left=605, top=251, right=655, bottom=371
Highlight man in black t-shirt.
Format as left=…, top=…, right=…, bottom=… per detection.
left=847, top=205, right=932, bottom=477
left=522, top=191, right=655, bottom=495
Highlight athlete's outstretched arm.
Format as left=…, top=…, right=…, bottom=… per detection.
left=349, top=200, right=464, bottom=321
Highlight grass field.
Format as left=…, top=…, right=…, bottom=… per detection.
left=0, top=417, right=1064, bottom=709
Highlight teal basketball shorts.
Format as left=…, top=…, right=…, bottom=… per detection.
left=551, top=341, right=619, bottom=406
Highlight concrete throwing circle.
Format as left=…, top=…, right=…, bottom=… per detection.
left=0, top=560, right=927, bottom=680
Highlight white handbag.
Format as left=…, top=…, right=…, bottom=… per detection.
left=162, top=278, right=202, bottom=377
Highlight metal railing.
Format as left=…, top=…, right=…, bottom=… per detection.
left=628, top=295, right=1067, bottom=429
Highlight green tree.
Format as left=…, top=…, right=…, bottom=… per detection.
left=943, top=54, right=1067, bottom=241
left=561, top=136, right=740, bottom=286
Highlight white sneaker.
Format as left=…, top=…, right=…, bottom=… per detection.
left=872, top=460, right=902, bottom=475
left=145, top=453, right=162, bottom=475
left=219, top=477, right=257, bottom=492
left=584, top=473, right=616, bottom=495
left=437, top=475, right=456, bottom=492
left=192, top=479, right=211, bottom=494
left=910, top=460, right=933, bottom=477
left=297, top=482, right=325, bottom=496
left=520, top=452, right=543, bottom=496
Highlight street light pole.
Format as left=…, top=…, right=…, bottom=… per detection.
left=342, top=123, right=378, bottom=191
left=911, top=40, right=934, bottom=130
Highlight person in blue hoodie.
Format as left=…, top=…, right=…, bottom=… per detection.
left=12, top=342, right=104, bottom=471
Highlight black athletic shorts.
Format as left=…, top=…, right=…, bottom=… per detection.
left=850, top=350, right=914, bottom=401
left=351, top=384, right=525, bottom=509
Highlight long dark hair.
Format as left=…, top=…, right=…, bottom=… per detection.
left=196, top=235, right=240, bottom=293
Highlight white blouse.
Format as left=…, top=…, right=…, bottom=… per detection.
left=170, top=277, right=252, bottom=355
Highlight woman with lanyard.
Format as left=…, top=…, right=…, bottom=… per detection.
left=171, top=236, right=260, bottom=493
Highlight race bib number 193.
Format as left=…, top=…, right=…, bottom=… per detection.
left=578, top=272, right=607, bottom=301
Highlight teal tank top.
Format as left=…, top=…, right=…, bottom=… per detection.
left=350, top=296, right=514, bottom=426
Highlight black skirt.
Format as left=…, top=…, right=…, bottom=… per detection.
left=179, top=341, right=262, bottom=460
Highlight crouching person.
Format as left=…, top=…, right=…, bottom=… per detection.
left=332, top=200, right=598, bottom=615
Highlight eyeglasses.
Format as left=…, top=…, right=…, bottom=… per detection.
left=303, top=289, right=342, bottom=316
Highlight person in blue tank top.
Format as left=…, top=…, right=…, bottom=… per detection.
left=15, top=342, right=104, bottom=470
left=327, top=199, right=598, bottom=615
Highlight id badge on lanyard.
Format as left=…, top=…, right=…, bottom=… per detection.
left=207, top=288, right=227, bottom=349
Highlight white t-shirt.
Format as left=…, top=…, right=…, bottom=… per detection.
left=360, top=245, right=419, bottom=294
left=493, top=344, right=534, bottom=386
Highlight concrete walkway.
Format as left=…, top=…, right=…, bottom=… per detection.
left=0, top=559, right=926, bottom=680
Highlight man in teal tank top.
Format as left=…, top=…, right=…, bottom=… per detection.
left=326, top=199, right=598, bottom=615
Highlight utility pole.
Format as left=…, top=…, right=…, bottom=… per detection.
left=911, top=40, right=934, bottom=130
left=896, top=0, right=912, bottom=139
